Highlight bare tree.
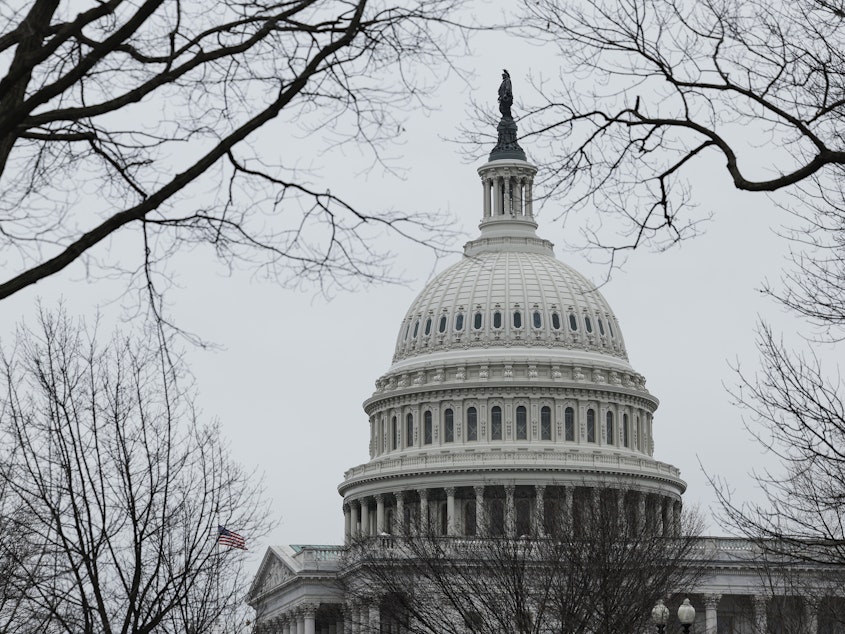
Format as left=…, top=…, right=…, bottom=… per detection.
left=460, top=0, right=844, bottom=261
left=0, top=0, right=466, bottom=318
left=343, top=489, right=703, bottom=634
left=0, top=308, right=271, bottom=633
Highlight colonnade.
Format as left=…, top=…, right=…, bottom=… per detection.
left=256, top=602, right=341, bottom=634
left=343, top=484, right=681, bottom=543
left=702, top=593, right=823, bottom=634
left=480, top=170, right=534, bottom=219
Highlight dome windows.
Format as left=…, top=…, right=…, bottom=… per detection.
left=438, top=315, right=447, bottom=334
left=551, top=312, right=561, bottom=330
left=423, top=411, right=433, bottom=445
left=391, top=416, right=398, bottom=450
left=467, top=407, right=478, bottom=441
left=516, top=406, right=527, bottom=440
left=493, top=311, right=502, bottom=329
left=424, top=318, right=432, bottom=336
left=541, top=406, right=552, bottom=440
left=473, top=311, right=483, bottom=330
left=455, top=312, right=465, bottom=332
left=491, top=406, right=503, bottom=440
left=406, top=413, right=414, bottom=447
left=444, top=408, right=454, bottom=443
left=568, top=313, right=578, bottom=331
left=513, top=310, right=522, bottom=329
left=608, top=319, right=615, bottom=338
left=585, top=316, right=593, bottom=333
left=623, top=413, right=630, bottom=448
left=564, top=407, right=575, bottom=441
left=412, top=320, right=420, bottom=338
left=586, top=408, right=596, bottom=443
left=598, top=318, right=605, bottom=336
left=606, top=411, right=614, bottom=444
left=532, top=310, right=542, bottom=329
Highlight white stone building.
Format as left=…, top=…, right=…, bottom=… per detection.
left=247, top=90, right=842, bottom=634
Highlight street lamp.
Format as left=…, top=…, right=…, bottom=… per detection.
left=678, top=598, right=696, bottom=634
left=651, top=599, right=669, bottom=634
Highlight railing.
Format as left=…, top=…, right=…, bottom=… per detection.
left=290, top=545, right=344, bottom=569
left=342, top=450, right=682, bottom=482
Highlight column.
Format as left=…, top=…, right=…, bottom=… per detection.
left=343, top=602, right=354, bottom=634
left=504, top=176, right=512, bottom=215
left=445, top=487, right=456, bottom=536
left=376, top=494, right=385, bottom=534
left=285, top=616, right=294, bottom=634
left=673, top=500, right=682, bottom=536
left=360, top=498, right=370, bottom=537
left=474, top=485, right=486, bottom=537
left=563, top=485, right=573, bottom=530
left=482, top=178, right=491, bottom=218
left=535, top=484, right=546, bottom=537
left=662, top=499, right=671, bottom=537
left=329, top=621, right=337, bottom=634
left=395, top=491, right=405, bottom=534
left=296, top=610, right=305, bottom=634
left=343, top=504, right=351, bottom=544
left=753, top=595, right=768, bottom=634
left=493, top=176, right=503, bottom=215
left=304, top=605, right=317, bottom=634
left=368, top=602, right=381, bottom=634
left=350, top=502, right=359, bottom=539
left=419, top=489, right=429, bottom=533
left=704, top=594, right=721, bottom=634
left=804, top=598, right=818, bottom=634
left=525, top=178, right=533, bottom=217
left=335, top=615, right=344, bottom=634
left=505, top=485, right=516, bottom=537
left=635, top=491, right=645, bottom=534
left=652, top=494, right=663, bottom=535
left=616, top=489, right=627, bottom=534
left=514, top=177, right=523, bottom=215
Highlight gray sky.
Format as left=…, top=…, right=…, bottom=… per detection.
left=0, top=25, right=810, bottom=558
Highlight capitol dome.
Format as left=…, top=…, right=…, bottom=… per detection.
left=337, top=106, right=685, bottom=542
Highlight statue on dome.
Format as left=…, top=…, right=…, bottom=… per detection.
left=498, top=69, right=513, bottom=119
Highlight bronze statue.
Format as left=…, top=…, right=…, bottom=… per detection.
left=498, top=69, right=513, bottom=118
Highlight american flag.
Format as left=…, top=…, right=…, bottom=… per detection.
left=217, top=525, right=247, bottom=550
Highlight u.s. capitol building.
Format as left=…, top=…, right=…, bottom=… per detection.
left=247, top=82, right=838, bottom=634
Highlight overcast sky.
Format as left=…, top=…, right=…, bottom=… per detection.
left=0, top=22, right=817, bottom=561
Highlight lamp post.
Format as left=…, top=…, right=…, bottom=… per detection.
left=651, top=599, right=669, bottom=634
left=678, top=598, right=696, bottom=634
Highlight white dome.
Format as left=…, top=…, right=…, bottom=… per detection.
left=392, top=231, right=628, bottom=366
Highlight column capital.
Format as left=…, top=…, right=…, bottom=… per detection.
left=395, top=490, right=405, bottom=502
left=375, top=493, right=384, bottom=502
left=303, top=603, right=318, bottom=617
left=753, top=595, right=769, bottom=609
left=704, top=594, right=722, bottom=609
left=473, top=484, right=485, bottom=495
left=418, top=488, right=429, bottom=500
left=444, top=486, right=456, bottom=496
left=504, top=484, right=515, bottom=496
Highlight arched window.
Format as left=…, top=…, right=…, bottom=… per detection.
left=438, top=315, right=447, bottom=333
left=455, top=312, right=465, bottom=331
left=444, top=408, right=454, bottom=443
left=467, top=407, right=478, bottom=441
left=623, top=413, right=630, bottom=448
left=513, top=310, right=522, bottom=329
left=587, top=409, right=596, bottom=443
left=608, top=320, right=615, bottom=338
left=424, top=318, right=432, bottom=336
left=598, top=318, right=605, bottom=336
left=533, top=310, right=542, bottom=328
left=406, top=413, right=414, bottom=447
left=392, top=416, right=398, bottom=450
left=412, top=320, right=420, bottom=338
left=404, top=322, right=410, bottom=341
left=606, top=411, right=614, bottom=444
left=552, top=312, right=561, bottom=330
left=569, top=313, right=578, bottom=331
left=565, top=407, right=575, bottom=441
left=473, top=311, right=483, bottom=330
left=491, top=406, right=503, bottom=440
left=585, top=316, right=593, bottom=333
left=541, top=406, right=552, bottom=440
left=423, top=411, right=433, bottom=445
left=636, top=416, right=640, bottom=450
left=516, top=406, right=527, bottom=440
left=493, top=311, right=502, bottom=329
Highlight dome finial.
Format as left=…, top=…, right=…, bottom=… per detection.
left=490, top=69, right=526, bottom=161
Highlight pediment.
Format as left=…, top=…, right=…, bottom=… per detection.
left=249, top=547, right=296, bottom=599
